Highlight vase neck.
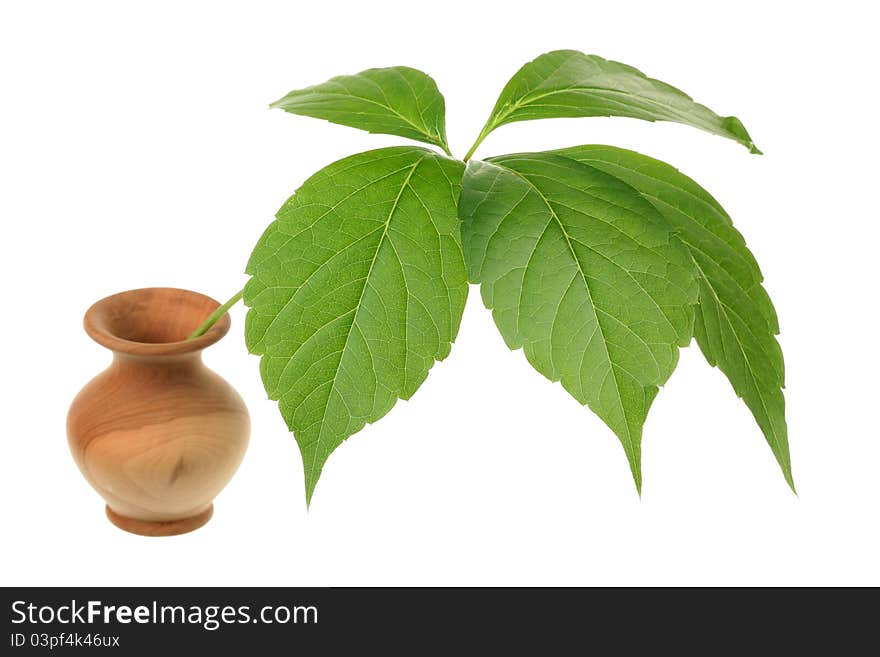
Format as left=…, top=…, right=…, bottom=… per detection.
left=111, top=351, right=204, bottom=375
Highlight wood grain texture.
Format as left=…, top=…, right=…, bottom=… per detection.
left=68, top=288, right=250, bottom=536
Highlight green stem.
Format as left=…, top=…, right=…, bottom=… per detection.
left=463, top=119, right=498, bottom=162
left=187, top=289, right=244, bottom=340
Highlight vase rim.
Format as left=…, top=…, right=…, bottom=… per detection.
left=84, top=287, right=231, bottom=356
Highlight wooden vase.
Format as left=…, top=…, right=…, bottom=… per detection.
left=67, top=287, right=250, bottom=536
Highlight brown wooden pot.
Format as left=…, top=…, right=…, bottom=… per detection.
left=67, top=288, right=250, bottom=536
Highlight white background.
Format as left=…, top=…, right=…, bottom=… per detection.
left=1, top=1, right=877, bottom=586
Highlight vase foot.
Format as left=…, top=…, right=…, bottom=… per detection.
left=105, top=505, right=213, bottom=537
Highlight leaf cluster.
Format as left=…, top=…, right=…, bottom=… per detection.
left=247, top=50, right=791, bottom=503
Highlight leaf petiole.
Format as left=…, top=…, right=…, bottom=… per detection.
left=463, top=122, right=493, bottom=162
left=187, top=289, right=244, bottom=340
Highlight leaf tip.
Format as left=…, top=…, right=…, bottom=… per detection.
left=269, top=92, right=295, bottom=111
left=783, top=468, right=797, bottom=496
left=772, top=438, right=796, bottom=495
left=626, top=453, right=643, bottom=497
left=722, top=115, right=762, bottom=154
left=304, top=478, right=317, bottom=510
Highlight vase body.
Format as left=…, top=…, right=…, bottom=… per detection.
left=67, top=288, right=250, bottom=536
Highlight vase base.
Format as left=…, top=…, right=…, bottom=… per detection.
left=105, top=505, right=213, bottom=537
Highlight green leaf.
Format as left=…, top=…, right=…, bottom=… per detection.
left=245, top=146, right=467, bottom=503
left=271, top=66, right=451, bottom=154
left=553, top=145, right=793, bottom=491
left=466, top=50, right=760, bottom=159
left=459, top=152, right=699, bottom=492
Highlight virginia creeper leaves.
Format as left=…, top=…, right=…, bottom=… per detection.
left=459, top=153, right=699, bottom=491
left=258, top=51, right=790, bottom=502
left=553, top=145, right=792, bottom=489
left=271, top=66, right=451, bottom=154
left=244, top=146, right=467, bottom=503
left=472, top=50, right=760, bottom=155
